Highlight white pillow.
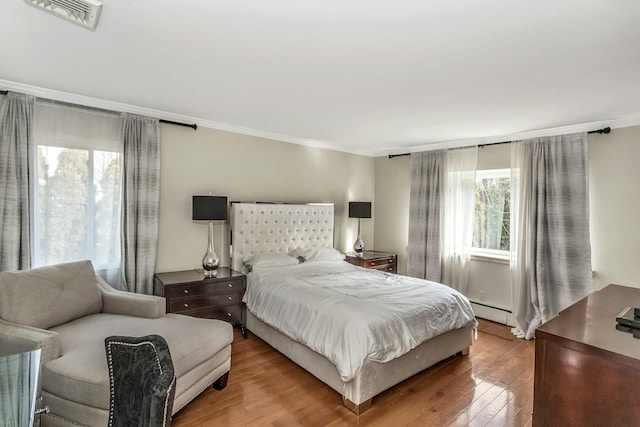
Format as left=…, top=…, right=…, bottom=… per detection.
left=294, top=246, right=345, bottom=262
left=244, top=252, right=299, bottom=271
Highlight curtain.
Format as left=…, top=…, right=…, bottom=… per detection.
left=0, top=92, right=34, bottom=271
left=32, top=101, right=123, bottom=287
left=407, top=151, right=445, bottom=281
left=510, top=133, right=592, bottom=339
left=122, top=114, right=160, bottom=295
left=442, top=147, right=477, bottom=294
left=0, top=348, right=41, bottom=427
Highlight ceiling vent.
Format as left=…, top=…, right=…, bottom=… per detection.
left=24, top=0, right=102, bottom=30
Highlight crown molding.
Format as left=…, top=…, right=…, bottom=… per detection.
left=0, top=79, right=372, bottom=157
left=378, top=113, right=640, bottom=157
left=3, top=79, right=639, bottom=159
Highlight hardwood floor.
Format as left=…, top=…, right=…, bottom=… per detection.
left=172, top=319, right=535, bottom=427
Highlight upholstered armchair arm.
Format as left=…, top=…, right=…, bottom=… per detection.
left=0, top=319, right=61, bottom=366
left=96, top=277, right=166, bottom=318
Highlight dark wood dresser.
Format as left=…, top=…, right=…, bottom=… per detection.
left=533, top=284, right=640, bottom=426
left=345, top=251, right=397, bottom=273
left=154, top=267, right=247, bottom=337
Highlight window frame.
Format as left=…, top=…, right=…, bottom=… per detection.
left=31, top=136, right=123, bottom=270
left=470, top=168, right=511, bottom=261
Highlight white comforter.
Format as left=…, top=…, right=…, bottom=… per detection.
left=244, top=261, right=477, bottom=382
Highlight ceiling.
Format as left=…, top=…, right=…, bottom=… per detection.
left=1, top=1, right=640, bottom=156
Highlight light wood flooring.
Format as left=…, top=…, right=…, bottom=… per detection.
left=172, top=319, right=535, bottom=427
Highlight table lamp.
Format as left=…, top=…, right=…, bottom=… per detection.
left=349, top=201, right=371, bottom=254
left=193, top=195, right=228, bottom=277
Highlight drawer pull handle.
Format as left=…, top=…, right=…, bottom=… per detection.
left=184, top=303, right=189, bottom=308
left=371, top=261, right=376, bottom=265
left=228, top=283, right=233, bottom=288
left=184, top=289, right=189, bottom=294
left=227, top=312, right=232, bottom=317
left=228, top=296, right=232, bottom=301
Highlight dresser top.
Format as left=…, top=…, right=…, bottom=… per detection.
left=154, top=267, right=244, bottom=286
left=536, top=284, right=640, bottom=360
left=344, top=251, right=396, bottom=260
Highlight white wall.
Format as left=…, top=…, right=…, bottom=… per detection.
left=374, top=125, right=640, bottom=321
left=589, top=126, right=640, bottom=290
left=157, top=124, right=375, bottom=272
left=373, top=155, right=411, bottom=273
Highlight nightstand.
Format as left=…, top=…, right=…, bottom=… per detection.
left=154, top=267, right=247, bottom=338
left=345, top=251, right=397, bottom=273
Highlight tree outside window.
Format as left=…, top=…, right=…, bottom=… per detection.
left=35, top=145, right=122, bottom=269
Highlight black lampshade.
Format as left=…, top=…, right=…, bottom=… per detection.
left=349, top=202, right=371, bottom=219
left=192, top=196, right=228, bottom=221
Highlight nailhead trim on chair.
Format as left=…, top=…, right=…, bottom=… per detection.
left=105, top=340, right=174, bottom=427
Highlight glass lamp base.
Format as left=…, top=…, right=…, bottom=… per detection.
left=353, top=236, right=364, bottom=253
left=202, top=221, right=219, bottom=278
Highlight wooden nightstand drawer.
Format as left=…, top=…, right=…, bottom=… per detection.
left=169, top=292, right=243, bottom=313
left=185, top=304, right=243, bottom=323
left=363, top=257, right=395, bottom=269
left=165, top=278, right=244, bottom=299
left=370, top=264, right=396, bottom=273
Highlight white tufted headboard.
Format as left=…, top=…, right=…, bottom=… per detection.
left=230, top=203, right=335, bottom=272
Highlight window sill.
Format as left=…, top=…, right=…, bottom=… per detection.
left=470, top=253, right=510, bottom=265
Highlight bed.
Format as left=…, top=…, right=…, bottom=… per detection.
left=230, top=203, right=477, bottom=414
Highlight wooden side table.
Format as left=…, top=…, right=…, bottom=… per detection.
left=344, top=251, right=397, bottom=273
left=154, top=267, right=247, bottom=338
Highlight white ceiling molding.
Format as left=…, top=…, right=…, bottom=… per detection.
left=2, top=79, right=640, bottom=159
left=0, top=79, right=370, bottom=157
left=379, top=113, right=640, bottom=158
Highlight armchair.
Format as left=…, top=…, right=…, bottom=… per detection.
left=0, top=260, right=233, bottom=427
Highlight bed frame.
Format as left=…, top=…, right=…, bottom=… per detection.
left=230, top=202, right=473, bottom=414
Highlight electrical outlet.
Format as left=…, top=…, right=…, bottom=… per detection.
left=479, top=291, right=486, bottom=301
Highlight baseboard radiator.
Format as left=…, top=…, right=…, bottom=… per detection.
left=469, top=301, right=515, bottom=326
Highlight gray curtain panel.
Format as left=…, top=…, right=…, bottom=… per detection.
left=0, top=348, right=41, bottom=427
left=510, top=132, right=592, bottom=339
left=0, top=92, right=34, bottom=272
left=122, top=114, right=160, bottom=295
left=407, top=150, right=445, bottom=281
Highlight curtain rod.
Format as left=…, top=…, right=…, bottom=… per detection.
left=0, top=89, right=197, bottom=130
left=388, top=127, right=612, bottom=159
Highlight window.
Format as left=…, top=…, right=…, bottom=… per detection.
left=472, top=169, right=510, bottom=258
left=32, top=102, right=123, bottom=280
